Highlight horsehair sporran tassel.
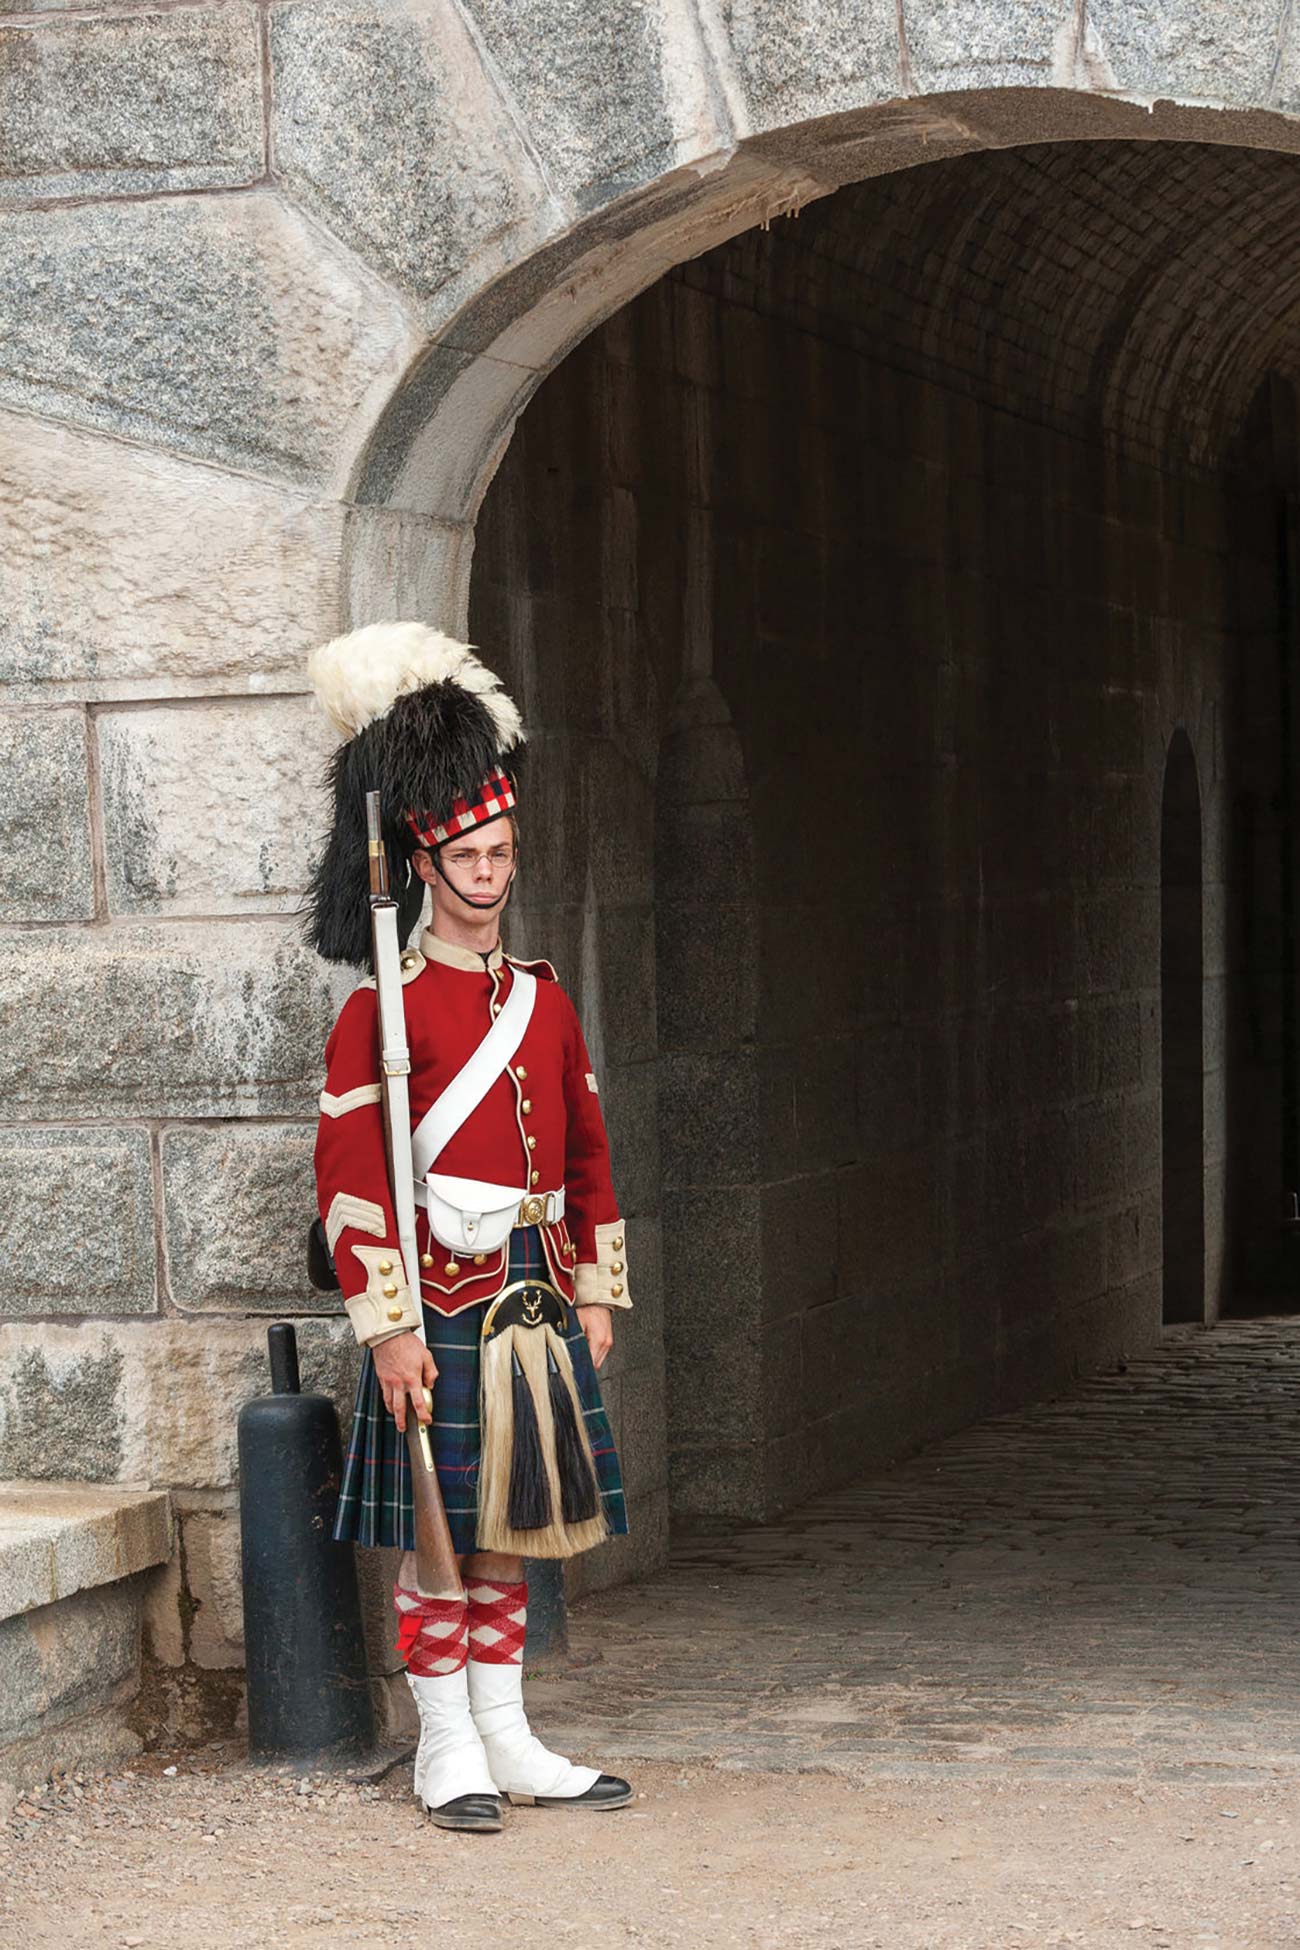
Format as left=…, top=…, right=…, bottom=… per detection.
left=507, top=1340, right=552, bottom=1532
left=546, top=1336, right=599, bottom=1524
left=477, top=1286, right=611, bottom=1559
left=477, top=1314, right=522, bottom=1549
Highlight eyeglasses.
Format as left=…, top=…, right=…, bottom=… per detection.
left=440, top=845, right=516, bottom=874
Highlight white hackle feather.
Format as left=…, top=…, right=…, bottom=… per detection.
left=308, top=621, right=525, bottom=749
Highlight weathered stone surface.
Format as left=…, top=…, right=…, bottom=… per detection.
left=1088, top=0, right=1285, bottom=106
left=616, top=1361, right=668, bottom=1496
left=599, top=1059, right=661, bottom=1218
left=161, top=1123, right=324, bottom=1313
left=0, top=415, right=345, bottom=701
left=0, top=196, right=408, bottom=483
left=569, top=907, right=657, bottom=1068
left=905, top=0, right=1070, bottom=91
left=0, top=7, right=261, bottom=201
left=0, top=1522, right=50, bottom=1623
left=0, top=1334, right=125, bottom=1483
left=0, top=1581, right=138, bottom=1742
left=0, top=1127, right=155, bottom=1319
left=670, top=1441, right=764, bottom=1521
left=270, top=0, right=550, bottom=305
left=720, top=0, right=897, bottom=131
left=658, top=1050, right=758, bottom=1188
left=181, top=1505, right=244, bottom=1668
left=604, top=1214, right=663, bottom=1374
left=0, top=708, right=93, bottom=920
left=656, top=902, right=755, bottom=1050
left=141, top=1551, right=185, bottom=1670
left=0, top=1483, right=170, bottom=1623
left=0, top=1319, right=357, bottom=1489
left=99, top=701, right=336, bottom=915
left=463, top=0, right=677, bottom=205
left=0, top=923, right=346, bottom=1119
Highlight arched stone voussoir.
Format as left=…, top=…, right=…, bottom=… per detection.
left=0, top=192, right=413, bottom=490
left=270, top=0, right=739, bottom=312
left=1084, top=0, right=1300, bottom=111
left=456, top=0, right=733, bottom=214
left=269, top=0, right=560, bottom=309
left=720, top=0, right=902, bottom=132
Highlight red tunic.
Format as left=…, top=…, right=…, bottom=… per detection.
left=314, top=931, right=629, bottom=1344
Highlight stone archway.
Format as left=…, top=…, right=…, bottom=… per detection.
left=341, top=81, right=1300, bottom=638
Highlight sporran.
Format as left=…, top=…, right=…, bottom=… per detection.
left=477, top=1279, right=609, bottom=1558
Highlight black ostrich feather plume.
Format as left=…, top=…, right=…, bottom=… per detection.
left=304, top=680, right=520, bottom=967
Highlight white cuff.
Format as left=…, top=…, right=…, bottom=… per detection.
left=574, top=1220, right=631, bottom=1310
left=346, top=1242, right=421, bottom=1345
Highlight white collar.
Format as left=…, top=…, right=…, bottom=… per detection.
left=419, top=930, right=505, bottom=974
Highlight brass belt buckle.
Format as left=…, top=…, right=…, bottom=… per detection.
left=519, top=1193, right=545, bottom=1226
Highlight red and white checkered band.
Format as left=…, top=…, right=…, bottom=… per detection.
left=465, top=1578, right=527, bottom=1665
left=404, top=769, right=516, bottom=848
left=393, top=1584, right=469, bottom=1677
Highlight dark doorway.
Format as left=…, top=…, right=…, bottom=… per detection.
left=1161, top=730, right=1206, bottom=1323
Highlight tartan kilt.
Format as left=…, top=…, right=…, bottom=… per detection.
left=332, top=1225, right=628, bottom=1555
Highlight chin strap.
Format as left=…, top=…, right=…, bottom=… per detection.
left=432, top=850, right=517, bottom=913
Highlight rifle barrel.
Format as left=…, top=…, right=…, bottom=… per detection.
left=365, top=789, right=389, bottom=901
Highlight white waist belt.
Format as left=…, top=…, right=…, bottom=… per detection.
left=414, top=1177, right=566, bottom=1228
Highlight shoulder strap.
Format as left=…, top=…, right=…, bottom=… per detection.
left=410, top=969, right=537, bottom=1179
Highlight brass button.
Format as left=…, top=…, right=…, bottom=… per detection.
left=521, top=1098, right=532, bottom=1114
left=386, top=1306, right=403, bottom=1322
left=527, top=1134, right=537, bottom=1150
left=382, top=1282, right=398, bottom=1299
left=515, top=1065, right=527, bottom=1080
left=612, top=1236, right=623, bottom=1250
left=611, top=1261, right=623, bottom=1274
left=610, top=1284, right=624, bottom=1298
left=445, top=1260, right=460, bottom=1276
left=378, top=1258, right=393, bottom=1275
left=531, top=1169, right=540, bottom=1185
left=474, top=1253, right=486, bottom=1265
left=400, top=952, right=418, bottom=970
left=420, top=1253, right=434, bottom=1269
left=492, top=1003, right=501, bottom=1016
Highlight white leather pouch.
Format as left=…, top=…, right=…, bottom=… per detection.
left=423, top=1172, right=528, bottom=1256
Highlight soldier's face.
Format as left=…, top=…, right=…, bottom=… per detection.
left=413, top=823, right=518, bottom=921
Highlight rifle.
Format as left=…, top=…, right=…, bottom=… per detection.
left=366, top=791, right=463, bottom=1599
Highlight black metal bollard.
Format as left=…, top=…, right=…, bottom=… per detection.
left=523, top=1557, right=569, bottom=1661
left=238, top=1324, right=375, bottom=1761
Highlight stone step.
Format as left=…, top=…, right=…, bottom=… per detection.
left=0, top=1481, right=172, bottom=1624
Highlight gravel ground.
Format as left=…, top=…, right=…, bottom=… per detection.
left=3, top=1746, right=1299, bottom=1949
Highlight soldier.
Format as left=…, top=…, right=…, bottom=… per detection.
left=306, top=623, right=633, bottom=1833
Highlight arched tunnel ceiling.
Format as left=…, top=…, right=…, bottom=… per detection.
left=702, top=139, right=1300, bottom=472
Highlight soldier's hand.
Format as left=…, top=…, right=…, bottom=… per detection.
left=576, top=1304, right=613, bottom=1370
left=372, top=1332, right=437, bottom=1432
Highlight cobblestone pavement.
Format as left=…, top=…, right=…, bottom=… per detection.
left=538, top=1321, right=1300, bottom=1785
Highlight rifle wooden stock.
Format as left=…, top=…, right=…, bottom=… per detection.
left=366, top=793, right=462, bottom=1599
